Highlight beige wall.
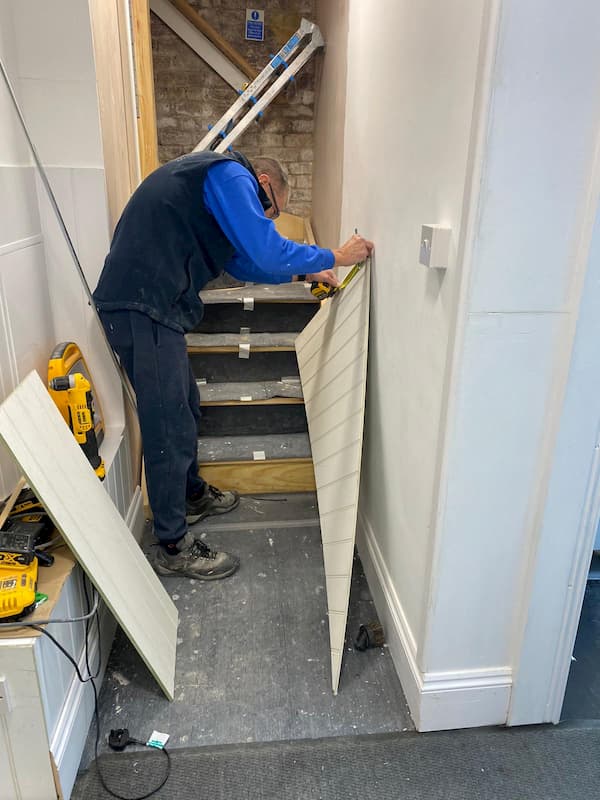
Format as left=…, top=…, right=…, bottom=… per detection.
left=311, top=0, right=349, bottom=247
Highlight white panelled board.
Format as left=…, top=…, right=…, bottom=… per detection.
left=296, top=264, right=370, bottom=693
left=0, top=371, right=178, bottom=699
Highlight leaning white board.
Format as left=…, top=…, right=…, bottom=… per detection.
left=0, top=371, right=178, bottom=699
left=295, top=264, right=370, bottom=693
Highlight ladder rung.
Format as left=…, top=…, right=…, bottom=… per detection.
left=194, top=18, right=323, bottom=153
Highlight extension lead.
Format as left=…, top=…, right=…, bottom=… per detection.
left=0, top=572, right=170, bottom=799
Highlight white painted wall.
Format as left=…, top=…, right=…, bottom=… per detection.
left=323, top=0, right=600, bottom=731
left=339, top=0, right=487, bottom=656
left=422, top=0, right=600, bottom=713
left=0, top=2, right=141, bottom=796
left=0, top=0, right=54, bottom=501
left=9, top=0, right=124, bottom=437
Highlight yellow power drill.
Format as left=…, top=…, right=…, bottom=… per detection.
left=49, top=373, right=106, bottom=480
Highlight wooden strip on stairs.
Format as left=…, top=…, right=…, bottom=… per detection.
left=198, top=433, right=314, bottom=493
left=198, top=380, right=303, bottom=404
left=187, top=332, right=297, bottom=352
left=200, top=283, right=317, bottom=305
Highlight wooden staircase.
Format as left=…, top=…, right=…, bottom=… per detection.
left=188, top=214, right=320, bottom=494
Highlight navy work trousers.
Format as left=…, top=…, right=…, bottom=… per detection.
left=99, top=309, right=206, bottom=544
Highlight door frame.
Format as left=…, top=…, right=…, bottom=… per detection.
left=508, top=150, right=600, bottom=724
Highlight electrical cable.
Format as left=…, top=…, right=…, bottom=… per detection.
left=0, top=51, right=169, bottom=799
left=0, top=53, right=137, bottom=412
left=0, top=589, right=100, bottom=629
left=30, top=575, right=170, bottom=800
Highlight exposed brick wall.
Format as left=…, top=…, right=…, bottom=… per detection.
left=151, top=1, right=317, bottom=216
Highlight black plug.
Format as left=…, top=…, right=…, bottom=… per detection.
left=108, top=728, right=133, bottom=751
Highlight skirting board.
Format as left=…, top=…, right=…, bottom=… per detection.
left=357, top=511, right=512, bottom=731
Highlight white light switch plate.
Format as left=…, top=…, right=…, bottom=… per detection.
left=420, top=224, right=451, bottom=269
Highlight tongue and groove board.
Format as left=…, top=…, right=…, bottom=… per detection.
left=0, top=371, right=178, bottom=700
left=295, top=265, right=370, bottom=694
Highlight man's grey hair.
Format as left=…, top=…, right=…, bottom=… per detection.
left=252, top=156, right=289, bottom=195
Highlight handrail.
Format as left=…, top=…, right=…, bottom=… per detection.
left=167, top=0, right=258, bottom=81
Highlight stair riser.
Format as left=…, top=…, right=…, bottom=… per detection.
left=198, top=404, right=308, bottom=437
left=189, top=351, right=299, bottom=382
left=194, top=303, right=317, bottom=334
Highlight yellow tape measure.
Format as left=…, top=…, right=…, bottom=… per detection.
left=310, top=261, right=365, bottom=300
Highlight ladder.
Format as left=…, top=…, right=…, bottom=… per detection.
left=194, top=18, right=324, bottom=154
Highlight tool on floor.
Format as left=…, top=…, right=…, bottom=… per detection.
left=354, top=621, right=385, bottom=651
left=310, top=260, right=366, bottom=301
left=196, top=18, right=324, bottom=153
left=49, top=373, right=106, bottom=480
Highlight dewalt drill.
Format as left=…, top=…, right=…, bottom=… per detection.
left=49, top=373, right=106, bottom=480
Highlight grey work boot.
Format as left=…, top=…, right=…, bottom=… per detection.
left=186, top=484, right=240, bottom=524
left=154, top=532, right=240, bottom=580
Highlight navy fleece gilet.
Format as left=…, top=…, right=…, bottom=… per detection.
left=93, top=151, right=253, bottom=333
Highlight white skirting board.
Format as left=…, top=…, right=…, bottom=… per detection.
left=0, top=371, right=178, bottom=700
left=357, top=511, right=512, bottom=731
left=295, top=264, right=370, bottom=693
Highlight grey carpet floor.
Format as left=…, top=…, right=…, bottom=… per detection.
left=79, top=494, right=412, bottom=769
left=73, top=723, right=600, bottom=800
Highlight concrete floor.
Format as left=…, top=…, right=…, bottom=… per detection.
left=80, top=493, right=413, bottom=768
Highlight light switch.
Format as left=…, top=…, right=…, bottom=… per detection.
left=419, top=224, right=451, bottom=269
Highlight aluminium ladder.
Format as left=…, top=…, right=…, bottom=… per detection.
left=194, top=18, right=324, bottom=154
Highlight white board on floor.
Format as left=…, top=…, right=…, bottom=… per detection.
left=295, top=264, right=370, bottom=693
left=0, top=371, right=178, bottom=699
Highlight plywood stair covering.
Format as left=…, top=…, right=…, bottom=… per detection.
left=189, top=259, right=320, bottom=493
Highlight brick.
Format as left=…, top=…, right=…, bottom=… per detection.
left=287, top=162, right=312, bottom=175
left=292, top=174, right=312, bottom=189
left=152, top=0, right=316, bottom=209
left=289, top=119, right=314, bottom=133
left=283, top=133, right=310, bottom=148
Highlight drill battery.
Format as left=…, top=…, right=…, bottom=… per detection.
left=0, top=523, right=42, bottom=620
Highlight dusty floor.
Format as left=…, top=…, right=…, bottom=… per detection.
left=80, top=493, right=413, bottom=768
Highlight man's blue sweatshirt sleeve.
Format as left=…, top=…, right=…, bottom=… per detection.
left=203, top=161, right=335, bottom=284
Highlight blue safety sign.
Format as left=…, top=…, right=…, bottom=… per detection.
left=245, top=9, right=264, bottom=41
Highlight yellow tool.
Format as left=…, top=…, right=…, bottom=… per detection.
left=310, top=261, right=366, bottom=301
left=48, top=342, right=104, bottom=446
left=0, top=518, right=55, bottom=620
left=49, top=373, right=106, bottom=480
left=0, top=527, right=39, bottom=620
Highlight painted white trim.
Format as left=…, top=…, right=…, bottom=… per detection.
left=546, top=439, right=600, bottom=721
left=49, top=603, right=113, bottom=761
left=508, top=58, right=600, bottom=727
left=125, top=484, right=145, bottom=544
left=0, top=233, right=43, bottom=257
left=420, top=0, right=503, bottom=658
left=356, top=509, right=420, bottom=713
left=358, top=510, right=512, bottom=731
left=150, top=0, right=246, bottom=90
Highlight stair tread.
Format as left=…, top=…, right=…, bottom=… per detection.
left=200, top=282, right=317, bottom=305
left=198, top=432, right=311, bottom=462
left=187, top=332, right=298, bottom=349
left=198, top=380, right=303, bottom=402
